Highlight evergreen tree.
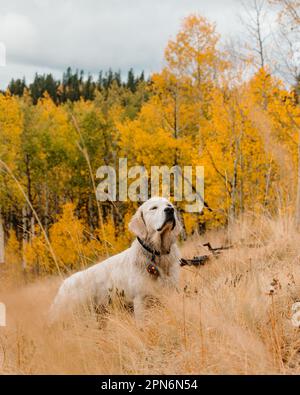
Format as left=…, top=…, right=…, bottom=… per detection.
left=127, top=68, right=136, bottom=92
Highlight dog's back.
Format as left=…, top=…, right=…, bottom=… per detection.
left=49, top=247, right=136, bottom=321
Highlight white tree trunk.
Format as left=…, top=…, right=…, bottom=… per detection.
left=0, top=212, right=4, bottom=264
left=296, top=131, right=300, bottom=228
left=22, top=205, right=27, bottom=270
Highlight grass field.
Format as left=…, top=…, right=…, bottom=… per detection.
left=1, top=214, right=300, bottom=374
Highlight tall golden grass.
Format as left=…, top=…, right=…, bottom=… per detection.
left=1, top=213, right=300, bottom=374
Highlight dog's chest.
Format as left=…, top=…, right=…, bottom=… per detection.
left=141, top=255, right=179, bottom=288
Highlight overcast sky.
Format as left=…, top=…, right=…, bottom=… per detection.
left=0, top=0, right=254, bottom=88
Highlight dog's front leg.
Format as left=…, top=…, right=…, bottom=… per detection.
left=133, top=296, right=145, bottom=328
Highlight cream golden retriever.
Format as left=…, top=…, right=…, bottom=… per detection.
left=50, top=197, right=182, bottom=323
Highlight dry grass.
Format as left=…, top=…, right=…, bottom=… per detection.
left=1, top=214, right=300, bottom=374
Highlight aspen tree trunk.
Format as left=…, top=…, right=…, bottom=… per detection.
left=22, top=205, right=28, bottom=271
left=31, top=216, right=35, bottom=240
left=44, top=183, right=49, bottom=234
left=229, top=139, right=239, bottom=226
left=0, top=209, right=5, bottom=264
left=88, top=194, right=94, bottom=233
left=25, top=153, right=34, bottom=236
left=229, top=162, right=238, bottom=225
left=296, top=130, right=300, bottom=228
left=264, top=162, right=272, bottom=208
left=239, top=150, right=244, bottom=214
left=173, top=85, right=179, bottom=167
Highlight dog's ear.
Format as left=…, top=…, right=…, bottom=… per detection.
left=128, top=208, right=147, bottom=238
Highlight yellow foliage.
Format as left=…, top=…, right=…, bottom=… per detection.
left=182, top=213, right=199, bottom=235
left=0, top=93, right=23, bottom=167
left=22, top=203, right=132, bottom=275
left=6, top=229, right=21, bottom=265
left=2, top=13, right=300, bottom=277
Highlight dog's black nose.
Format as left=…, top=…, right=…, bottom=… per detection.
left=164, top=207, right=174, bottom=214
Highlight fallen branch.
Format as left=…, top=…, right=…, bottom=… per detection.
left=180, top=255, right=210, bottom=267
left=180, top=242, right=232, bottom=267
left=203, top=242, right=233, bottom=256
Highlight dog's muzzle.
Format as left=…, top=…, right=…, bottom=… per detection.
left=157, top=207, right=176, bottom=231
left=164, top=206, right=174, bottom=220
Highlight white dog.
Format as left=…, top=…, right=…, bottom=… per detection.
left=50, top=197, right=182, bottom=322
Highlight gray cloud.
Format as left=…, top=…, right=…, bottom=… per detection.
left=0, top=0, right=244, bottom=87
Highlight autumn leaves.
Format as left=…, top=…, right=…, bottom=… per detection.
left=0, top=14, right=300, bottom=273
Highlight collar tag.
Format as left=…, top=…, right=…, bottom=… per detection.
left=147, top=262, right=160, bottom=277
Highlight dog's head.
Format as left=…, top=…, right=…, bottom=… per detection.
left=129, top=197, right=182, bottom=251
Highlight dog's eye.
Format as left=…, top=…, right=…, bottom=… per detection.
left=150, top=206, right=158, bottom=210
